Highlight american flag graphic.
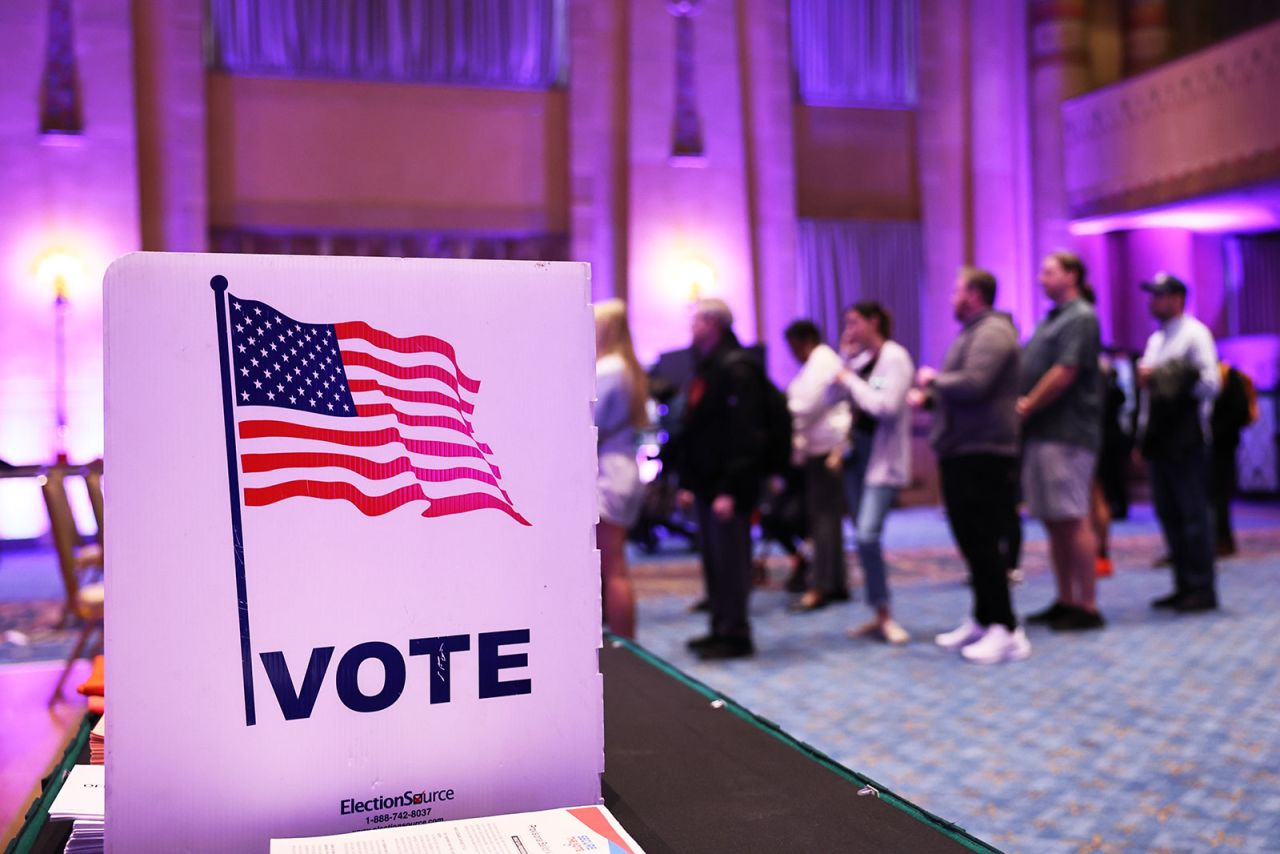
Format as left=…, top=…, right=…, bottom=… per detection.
left=224, top=294, right=529, bottom=525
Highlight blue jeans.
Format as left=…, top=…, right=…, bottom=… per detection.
left=844, top=433, right=898, bottom=609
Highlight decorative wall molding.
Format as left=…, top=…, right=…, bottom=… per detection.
left=1063, top=19, right=1280, bottom=218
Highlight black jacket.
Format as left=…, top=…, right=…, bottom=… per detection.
left=670, top=333, right=767, bottom=507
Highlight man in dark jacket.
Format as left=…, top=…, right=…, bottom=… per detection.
left=915, top=267, right=1029, bottom=664
left=673, top=298, right=767, bottom=660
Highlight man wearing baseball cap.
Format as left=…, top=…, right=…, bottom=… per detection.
left=1137, top=272, right=1221, bottom=612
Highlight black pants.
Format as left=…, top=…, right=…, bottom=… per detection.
left=803, top=455, right=847, bottom=596
left=1209, top=446, right=1238, bottom=552
left=1149, top=447, right=1217, bottom=596
left=940, top=454, right=1019, bottom=629
left=696, top=500, right=754, bottom=641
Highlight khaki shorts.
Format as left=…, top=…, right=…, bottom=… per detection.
left=1022, top=440, right=1096, bottom=522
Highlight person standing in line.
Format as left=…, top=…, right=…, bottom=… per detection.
left=672, top=298, right=767, bottom=660
left=915, top=268, right=1030, bottom=663
left=1019, top=251, right=1106, bottom=632
left=832, top=302, right=914, bottom=644
left=1138, top=273, right=1221, bottom=612
left=783, top=320, right=851, bottom=612
left=1210, top=360, right=1257, bottom=558
left=594, top=300, right=649, bottom=639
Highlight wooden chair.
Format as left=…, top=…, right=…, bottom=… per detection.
left=41, top=469, right=105, bottom=704
left=84, top=463, right=104, bottom=547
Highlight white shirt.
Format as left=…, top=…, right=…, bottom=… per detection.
left=786, top=343, right=851, bottom=458
left=1139, top=312, right=1220, bottom=439
left=837, top=340, right=915, bottom=487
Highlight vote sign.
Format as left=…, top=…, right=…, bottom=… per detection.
left=104, top=254, right=601, bottom=852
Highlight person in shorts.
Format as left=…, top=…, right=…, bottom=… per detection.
left=1017, top=251, right=1105, bottom=631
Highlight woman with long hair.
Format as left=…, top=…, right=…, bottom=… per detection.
left=594, top=299, right=649, bottom=639
left=833, top=301, right=915, bottom=644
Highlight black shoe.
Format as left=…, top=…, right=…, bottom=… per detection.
left=689, top=598, right=710, bottom=613
left=694, top=637, right=755, bottom=660
left=784, top=560, right=810, bottom=593
left=1151, top=592, right=1183, bottom=610
left=1216, top=543, right=1237, bottom=559
left=686, top=634, right=721, bottom=651
left=1152, top=554, right=1172, bottom=568
left=827, top=589, right=852, bottom=602
left=1027, top=601, right=1070, bottom=624
left=1174, top=591, right=1219, bottom=613
left=1049, top=606, right=1106, bottom=632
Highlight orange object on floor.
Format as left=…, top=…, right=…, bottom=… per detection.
left=76, top=655, right=105, bottom=697
left=1095, top=556, right=1114, bottom=578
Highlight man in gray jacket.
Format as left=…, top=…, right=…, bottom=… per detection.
left=914, top=267, right=1030, bottom=664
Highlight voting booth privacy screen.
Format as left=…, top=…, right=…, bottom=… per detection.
left=104, top=253, right=602, bottom=852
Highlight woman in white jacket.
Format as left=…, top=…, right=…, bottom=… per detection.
left=833, top=302, right=915, bottom=644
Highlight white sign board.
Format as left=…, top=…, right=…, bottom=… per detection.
left=104, top=253, right=601, bottom=853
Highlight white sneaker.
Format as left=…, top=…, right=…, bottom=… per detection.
left=935, top=618, right=984, bottom=650
left=960, top=624, right=1031, bottom=664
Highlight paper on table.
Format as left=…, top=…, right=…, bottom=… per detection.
left=48, top=765, right=105, bottom=821
left=271, top=804, right=644, bottom=854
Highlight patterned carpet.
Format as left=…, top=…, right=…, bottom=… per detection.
left=630, top=504, right=1280, bottom=853
left=0, top=599, right=76, bottom=665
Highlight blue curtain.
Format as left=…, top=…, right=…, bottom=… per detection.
left=796, top=219, right=923, bottom=358
left=791, top=0, right=918, bottom=107
left=208, top=0, right=567, bottom=89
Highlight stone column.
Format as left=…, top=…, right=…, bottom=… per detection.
left=916, top=0, right=971, bottom=368
left=737, top=0, right=797, bottom=382
left=1124, top=0, right=1172, bottom=76
left=1029, top=0, right=1091, bottom=317
left=568, top=0, right=628, bottom=302
left=133, top=0, right=207, bottom=251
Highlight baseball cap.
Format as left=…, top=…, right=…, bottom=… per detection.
left=1141, top=272, right=1188, bottom=296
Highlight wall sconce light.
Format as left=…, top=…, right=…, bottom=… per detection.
left=676, top=257, right=716, bottom=302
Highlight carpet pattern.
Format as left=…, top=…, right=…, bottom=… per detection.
left=0, top=600, right=78, bottom=665
left=630, top=507, right=1280, bottom=853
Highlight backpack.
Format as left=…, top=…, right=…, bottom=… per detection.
left=727, top=351, right=793, bottom=477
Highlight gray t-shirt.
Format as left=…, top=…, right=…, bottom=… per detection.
left=1020, top=298, right=1102, bottom=452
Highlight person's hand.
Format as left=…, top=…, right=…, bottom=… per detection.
left=832, top=367, right=852, bottom=387
left=768, top=475, right=786, bottom=495
left=838, top=329, right=858, bottom=359
left=915, top=365, right=937, bottom=388
left=906, top=388, right=927, bottom=409
left=1015, top=396, right=1032, bottom=419
left=824, top=448, right=843, bottom=472
left=676, top=489, right=695, bottom=510
left=711, top=494, right=735, bottom=520
left=1137, top=363, right=1154, bottom=388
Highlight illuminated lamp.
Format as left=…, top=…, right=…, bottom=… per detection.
left=36, top=251, right=86, bottom=465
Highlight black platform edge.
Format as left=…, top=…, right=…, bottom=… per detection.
left=603, top=634, right=1002, bottom=854
left=4, top=711, right=98, bottom=854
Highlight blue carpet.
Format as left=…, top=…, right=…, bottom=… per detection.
left=632, top=504, right=1280, bottom=853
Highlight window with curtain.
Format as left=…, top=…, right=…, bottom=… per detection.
left=1225, top=232, right=1280, bottom=337
left=207, top=0, right=567, bottom=89
left=795, top=219, right=923, bottom=358
left=790, top=0, right=919, bottom=107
